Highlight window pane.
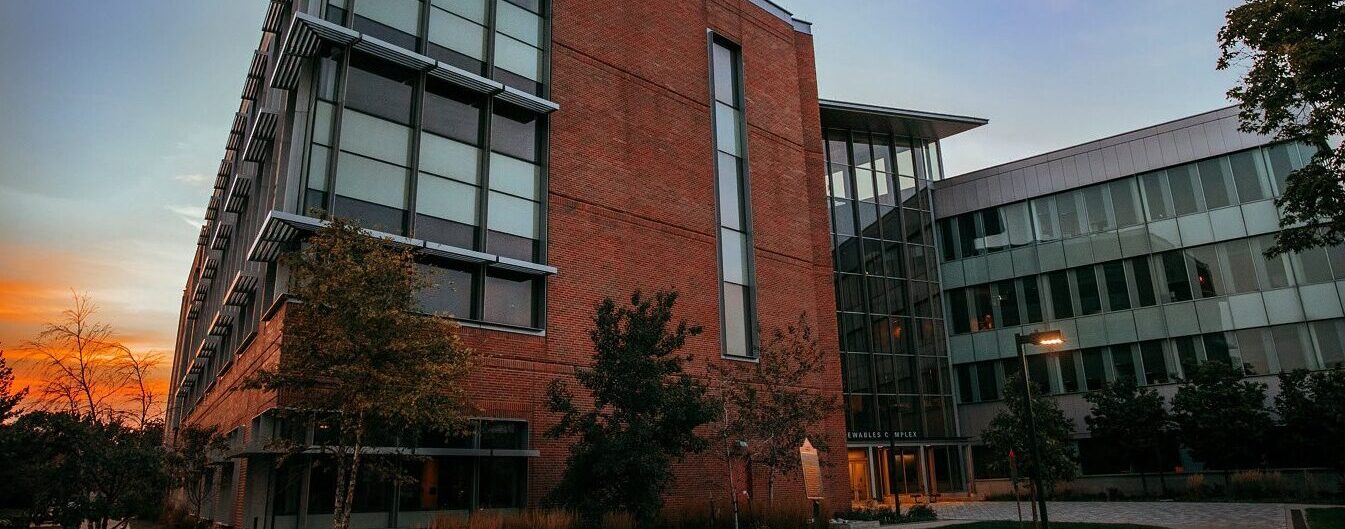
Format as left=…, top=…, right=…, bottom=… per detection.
left=1082, top=185, right=1111, bottom=233
left=949, top=288, right=970, bottom=334
left=1198, top=158, right=1234, bottom=209
left=1229, top=150, right=1268, bottom=202
left=1271, top=324, right=1314, bottom=372
left=429, top=8, right=486, bottom=60
left=854, top=167, right=876, bottom=202
left=1032, top=197, right=1059, bottom=241
left=1082, top=348, right=1106, bottom=391
left=416, top=173, right=478, bottom=226
left=1027, top=354, right=1052, bottom=394
left=340, top=110, right=411, bottom=166
left=1203, top=333, right=1234, bottom=365
left=938, top=219, right=957, bottom=261
left=1102, top=261, right=1130, bottom=311
left=491, top=105, right=539, bottom=161
left=1185, top=245, right=1222, bottom=298
left=1160, top=251, right=1193, bottom=302
left=420, top=132, right=480, bottom=184
left=1139, top=341, right=1169, bottom=385
left=1131, top=257, right=1157, bottom=307
left=722, top=282, right=752, bottom=357
left=1235, top=328, right=1269, bottom=374
left=1109, top=179, right=1142, bottom=227
left=1057, top=193, right=1083, bottom=238
left=1251, top=235, right=1293, bottom=288
left=971, top=285, right=994, bottom=331
left=484, top=273, right=535, bottom=327
left=995, top=280, right=1020, bottom=327
left=1059, top=352, right=1079, bottom=393
left=976, top=361, right=1000, bottom=400
left=336, top=152, right=409, bottom=208
left=1048, top=271, right=1074, bottom=319
left=720, top=228, right=749, bottom=285
left=1004, top=202, right=1034, bottom=246
left=1141, top=172, right=1171, bottom=220
left=346, top=56, right=414, bottom=124
left=1223, top=239, right=1259, bottom=293
left=1111, top=344, right=1137, bottom=383
left=422, top=80, right=482, bottom=143
left=981, top=208, right=1007, bottom=252
left=714, top=103, right=741, bottom=156
left=718, top=153, right=744, bottom=230
left=712, top=43, right=735, bottom=105
left=1168, top=165, right=1200, bottom=215
left=1075, top=266, right=1102, bottom=315
left=354, top=0, right=421, bottom=37
left=1022, top=277, right=1044, bottom=323
left=956, top=365, right=975, bottom=403
left=1266, top=143, right=1296, bottom=194
left=493, top=34, right=541, bottom=81
left=486, top=192, right=538, bottom=238
left=1329, top=243, right=1345, bottom=280
left=489, top=153, right=540, bottom=199
left=1310, top=320, right=1345, bottom=369
left=1173, top=336, right=1201, bottom=378
left=957, top=213, right=980, bottom=258
left=416, top=263, right=474, bottom=318
left=1295, top=246, right=1334, bottom=284
left=495, top=0, right=541, bottom=46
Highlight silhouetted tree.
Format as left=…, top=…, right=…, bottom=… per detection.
left=980, top=377, right=1078, bottom=495
left=1084, top=378, right=1172, bottom=496
left=545, top=291, right=717, bottom=525
left=1172, top=361, right=1272, bottom=490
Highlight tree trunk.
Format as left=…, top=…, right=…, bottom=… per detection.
left=333, top=426, right=364, bottom=529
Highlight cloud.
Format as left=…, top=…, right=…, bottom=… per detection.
left=165, top=204, right=206, bottom=229
left=173, top=173, right=211, bottom=187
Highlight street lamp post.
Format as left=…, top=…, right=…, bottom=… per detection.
left=1014, top=330, right=1064, bottom=529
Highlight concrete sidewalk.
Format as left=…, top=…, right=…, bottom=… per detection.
left=921, top=500, right=1337, bottom=529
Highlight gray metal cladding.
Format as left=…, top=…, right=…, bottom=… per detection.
left=933, top=106, right=1272, bottom=218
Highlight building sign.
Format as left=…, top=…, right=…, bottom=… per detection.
left=847, top=431, right=921, bottom=441
left=799, top=438, right=823, bottom=500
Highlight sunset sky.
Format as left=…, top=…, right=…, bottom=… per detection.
left=0, top=0, right=1240, bottom=404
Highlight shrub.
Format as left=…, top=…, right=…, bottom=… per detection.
left=427, top=510, right=578, bottom=529
left=1182, top=473, right=1210, bottom=500
left=905, top=504, right=937, bottom=522
left=1229, top=470, right=1286, bottom=500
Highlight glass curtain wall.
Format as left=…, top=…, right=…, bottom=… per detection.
left=827, top=128, right=954, bottom=439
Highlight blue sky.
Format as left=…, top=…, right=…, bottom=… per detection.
left=0, top=0, right=1242, bottom=386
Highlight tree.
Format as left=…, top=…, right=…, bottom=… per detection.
left=980, top=377, right=1078, bottom=495
left=4, top=411, right=168, bottom=529
left=166, top=424, right=231, bottom=522
left=243, top=217, right=476, bottom=529
left=712, top=314, right=837, bottom=503
left=0, top=347, right=28, bottom=422
left=1171, top=361, right=1272, bottom=488
left=24, top=293, right=130, bottom=420
left=1274, top=369, right=1345, bottom=472
left=544, top=290, right=718, bottom=525
left=1218, top=0, right=1345, bottom=255
left=119, top=348, right=164, bottom=429
left=1083, top=378, right=1172, bottom=496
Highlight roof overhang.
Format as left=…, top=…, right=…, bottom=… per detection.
left=819, top=99, right=987, bottom=141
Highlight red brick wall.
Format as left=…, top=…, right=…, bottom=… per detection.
left=182, top=0, right=847, bottom=519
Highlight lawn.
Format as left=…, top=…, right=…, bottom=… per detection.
left=941, top=523, right=1169, bottom=529
left=1307, top=507, right=1345, bottom=529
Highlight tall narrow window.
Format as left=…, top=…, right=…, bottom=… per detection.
left=711, top=37, right=755, bottom=358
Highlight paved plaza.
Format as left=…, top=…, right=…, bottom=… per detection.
left=925, top=501, right=1330, bottom=529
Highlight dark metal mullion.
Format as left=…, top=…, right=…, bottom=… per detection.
left=473, top=96, right=494, bottom=322
left=842, top=129, right=885, bottom=430
left=324, top=48, right=353, bottom=216
left=906, top=136, right=936, bottom=436
left=484, top=0, right=499, bottom=80
left=406, top=72, right=427, bottom=238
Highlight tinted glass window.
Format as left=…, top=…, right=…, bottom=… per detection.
left=1197, top=158, right=1234, bottom=209
left=1021, top=277, right=1044, bottom=323
left=1075, top=266, right=1102, bottom=315
left=1111, top=344, right=1137, bottom=383
left=1057, top=193, right=1083, bottom=238
left=1311, top=320, right=1345, bottom=369
left=1235, top=328, right=1270, bottom=374
left=423, top=80, right=482, bottom=144
left=1229, top=150, right=1268, bottom=202
left=1081, top=348, right=1107, bottom=391
left=1131, top=257, right=1157, bottom=307
left=1186, top=245, right=1222, bottom=298
left=1160, top=251, right=1193, bottom=302
left=1138, top=341, right=1169, bottom=384
left=1167, top=165, right=1200, bottom=215
left=1224, top=239, right=1259, bottom=293
left=1048, top=271, right=1074, bottom=319
left=1272, top=324, right=1312, bottom=372
left=1059, top=352, right=1079, bottom=393
left=1102, top=261, right=1130, bottom=311
left=977, top=361, right=1000, bottom=400
left=995, top=280, right=1020, bottom=327
left=484, top=272, right=535, bottom=327
left=346, top=55, right=415, bottom=124
left=1081, top=186, right=1111, bottom=233
left=1141, top=172, right=1171, bottom=220
left=1109, top=179, right=1141, bottom=227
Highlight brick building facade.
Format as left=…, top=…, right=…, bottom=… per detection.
left=168, top=0, right=983, bottom=525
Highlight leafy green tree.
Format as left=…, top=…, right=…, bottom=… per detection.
left=166, top=424, right=231, bottom=522
left=243, top=217, right=476, bottom=529
left=4, top=412, right=168, bottom=529
left=1083, top=378, right=1172, bottom=496
left=712, top=315, right=837, bottom=503
left=1218, top=0, right=1345, bottom=255
left=980, top=376, right=1078, bottom=495
left=544, top=291, right=717, bottom=525
left=1171, top=361, right=1272, bottom=488
left=1274, top=369, right=1345, bottom=472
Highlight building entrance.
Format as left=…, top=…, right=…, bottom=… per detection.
left=847, top=444, right=968, bottom=507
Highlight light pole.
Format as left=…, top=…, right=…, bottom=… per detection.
left=1014, top=329, right=1064, bottom=529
